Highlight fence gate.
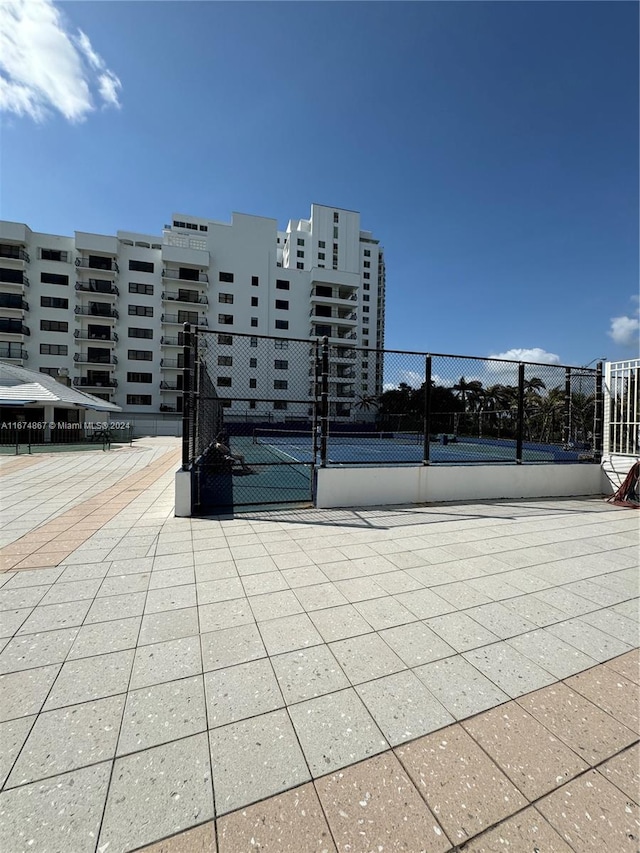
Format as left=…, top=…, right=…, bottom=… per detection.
left=184, top=328, right=320, bottom=512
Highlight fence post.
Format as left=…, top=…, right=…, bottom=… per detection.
left=516, top=363, right=525, bottom=464
left=423, top=355, right=431, bottom=464
left=563, top=367, right=572, bottom=449
left=594, top=362, right=604, bottom=461
left=181, top=323, right=192, bottom=470
left=312, top=340, right=321, bottom=463
left=320, top=336, right=329, bottom=468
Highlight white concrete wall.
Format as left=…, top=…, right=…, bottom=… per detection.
left=174, top=470, right=192, bottom=517
left=315, top=464, right=604, bottom=509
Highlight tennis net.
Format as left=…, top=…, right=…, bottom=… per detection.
left=252, top=428, right=422, bottom=446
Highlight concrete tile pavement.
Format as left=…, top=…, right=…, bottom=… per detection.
left=0, top=440, right=637, bottom=851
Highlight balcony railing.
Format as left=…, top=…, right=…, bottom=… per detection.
left=310, top=308, right=357, bottom=321
left=0, top=273, right=29, bottom=287
left=160, top=381, right=180, bottom=391
left=162, top=314, right=207, bottom=326
left=160, top=358, right=183, bottom=369
left=74, top=330, right=118, bottom=343
left=0, top=346, right=27, bottom=360
left=75, top=257, right=119, bottom=273
left=73, top=377, right=118, bottom=388
left=160, top=404, right=179, bottom=413
left=161, top=336, right=183, bottom=346
left=0, top=247, right=29, bottom=263
left=161, top=269, right=208, bottom=283
left=0, top=299, right=29, bottom=312
left=75, top=280, right=119, bottom=296
left=161, top=291, right=208, bottom=304
left=310, top=287, right=357, bottom=301
left=310, top=327, right=357, bottom=340
left=75, top=306, right=119, bottom=319
left=73, top=353, right=118, bottom=365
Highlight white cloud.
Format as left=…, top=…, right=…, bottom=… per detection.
left=609, top=315, right=640, bottom=346
left=488, top=347, right=561, bottom=365
left=0, top=0, right=121, bottom=123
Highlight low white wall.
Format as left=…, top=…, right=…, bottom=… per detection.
left=600, top=454, right=638, bottom=496
left=174, top=469, right=192, bottom=517
left=315, top=464, right=603, bottom=509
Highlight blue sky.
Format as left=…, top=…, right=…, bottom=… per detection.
left=1, top=0, right=638, bottom=367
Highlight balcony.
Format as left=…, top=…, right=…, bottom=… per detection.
left=73, top=377, right=118, bottom=389
left=161, top=335, right=183, bottom=347
left=162, top=268, right=208, bottom=284
left=161, top=291, right=208, bottom=305
left=0, top=271, right=29, bottom=288
left=160, top=358, right=183, bottom=369
left=73, top=353, right=118, bottom=366
left=0, top=298, right=29, bottom=313
left=75, top=280, right=119, bottom=296
left=0, top=321, right=30, bottom=336
left=76, top=257, right=118, bottom=275
left=74, top=330, right=118, bottom=344
left=162, top=314, right=207, bottom=326
left=310, top=307, right=357, bottom=323
left=160, top=381, right=180, bottom=391
left=0, top=346, right=27, bottom=361
left=310, top=286, right=357, bottom=303
left=0, top=245, right=30, bottom=265
left=335, top=391, right=356, bottom=399
left=310, top=326, right=357, bottom=341
left=160, top=404, right=179, bottom=413
left=75, top=306, right=119, bottom=320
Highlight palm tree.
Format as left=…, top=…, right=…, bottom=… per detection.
left=453, top=377, right=484, bottom=411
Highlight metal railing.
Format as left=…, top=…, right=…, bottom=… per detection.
left=75, top=306, right=119, bottom=318
left=75, top=281, right=119, bottom=295
left=73, top=353, right=118, bottom=365
left=162, top=292, right=208, bottom=304
left=0, top=346, right=27, bottom=360
left=162, top=269, right=208, bottom=283
left=75, top=258, right=118, bottom=272
left=605, top=359, right=639, bottom=456
left=73, top=377, right=118, bottom=388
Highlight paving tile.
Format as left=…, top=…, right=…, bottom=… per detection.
left=0, top=715, right=35, bottom=787
left=0, top=664, right=60, bottom=721
left=537, top=770, right=640, bottom=852
left=194, top=560, right=238, bottom=582
left=259, top=612, right=323, bottom=655
left=148, top=567, right=195, bottom=590
left=534, top=586, right=599, bottom=617
left=316, top=751, right=449, bottom=853
left=330, top=633, right=406, bottom=684
left=6, top=694, right=124, bottom=787
left=356, top=670, right=454, bottom=746
left=0, top=762, right=111, bottom=853
left=414, top=655, right=509, bottom=720
left=130, top=635, right=202, bottom=690
left=319, top=560, right=366, bottom=581
left=425, top=611, right=501, bottom=652
left=97, top=572, right=150, bottom=598
left=606, top=648, right=640, bottom=685
left=517, top=682, right=637, bottom=765
left=145, top=584, right=197, bottom=615
left=0, top=626, right=78, bottom=674
left=108, top=556, right=155, bottom=576
left=564, top=666, right=639, bottom=731
left=56, top=562, right=111, bottom=583
left=396, top=724, right=527, bottom=845
left=139, top=607, right=199, bottom=646
left=210, top=709, right=310, bottom=815
left=546, top=617, right=632, bottom=662
left=506, top=628, right=598, bottom=679
left=280, top=565, right=328, bottom=588
left=217, top=782, right=333, bottom=853
left=240, top=571, right=289, bottom=596
left=379, top=621, right=455, bottom=666
left=580, top=607, right=639, bottom=647
left=334, top=576, right=387, bottom=602
left=372, top=570, right=424, bottom=594
left=234, top=555, right=278, bottom=576
left=466, top=601, right=538, bottom=639
left=198, top=598, right=255, bottom=632
left=394, top=588, right=454, bottom=619
left=0, top=607, right=32, bottom=638
left=196, top=577, right=244, bottom=605
left=435, top=581, right=492, bottom=609
left=272, top=645, right=349, bottom=703
left=0, top=585, right=51, bottom=612
left=204, top=658, right=283, bottom=727
left=15, top=599, right=91, bottom=635
left=2, top=567, right=65, bottom=588
left=613, top=598, right=640, bottom=621
left=99, top=733, right=214, bottom=853
left=565, top=578, right=631, bottom=607
left=407, top=564, right=458, bottom=586
left=598, top=743, right=640, bottom=804
left=353, top=595, right=416, bottom=630
left=463, top=642, right=556, bottom=697
left=154, top=553, right=195, bottom=571
left=289, top=688, right=388, bottom=776
left=465, top=574, right=527, bottom=601
left=85, top=590, right=147, bottom=623
left=293, top=583, right=349, bottom=612
left=501, top=593, right=568, bottom=627
left=136, top=823, right=216, bottom=852
left=309, top=604, right=373, bottom=643
left=459, top=806, right=574, bottom=852
left=200, top=624, right=265, bottom=673
left=462, top=700, right=588, bottom=800
left=43, top=649, right=134, bottom=711
left=117, top=675, right=207, bottom=756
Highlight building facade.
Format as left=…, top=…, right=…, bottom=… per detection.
left=0, top=205, right=385, bottom=420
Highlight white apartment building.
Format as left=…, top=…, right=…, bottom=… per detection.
left=0, top=204, right=385, bottom=420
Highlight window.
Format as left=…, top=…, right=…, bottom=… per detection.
left=249, top=400, right=256, bottom=409
left=39, top=366, right=61, bottom=377
left=217, top=377, right=232, bottom=387
left=128, top=349, right=153, bottom=361
left=249, top=357, right=257, bottom=368
left=0, top=293, right=23, bottom=309
left=333, top=243, right=338, bottom=252
left=177, top=310, right=198, bottom=324
left=40, top=320, right=68, bottom=332
left=333, top=227, right=339, bottom=238
left=274, top=340, right=288, bottom=349
left=129, top=283, right=154, bottom=295
left=127, top=394, right=152, bottom=405
left=41, top=272, right=69, bottom=286
left=333, top=212, right=339, bottom=223
left=251, top=297, right=258, bottom=307
left=276, top=279, right=290, bottom=290
left=296, top=262, right=304, bottom=270
left=249, top=337, right=258, bottom=347
left=318, top=264, right=325, bottom=268
left=363, top=294, right=370, bottom=301
left=218, top=334, right=233, bottom=345
left=250, top=317, right=258, bottom=327
left=128, top=327, right=153, bottom=339
left=274, top=380, right=288, bottom=390
left=364, top=261, right=370, bottom=268
left=219, top=271, right=234, bottom=283
left=274, top=360, right=288, bottom=370
left=0, top=318, right=25, bottom=333
left=318, top=240, right=326, bottom=249
left=364, top=272, right=370, bottom=280
left=40, top=295, right=69, bottom=309
left=275, top=300, right=289, bottom=310
left=363, top=339, right=369, bottom=347
left=129, top=305, right=154, bottom=317
left=364, top=249, right=371, bottom=257
left=129, top=260, right=154, bottom=273
left=219, top=293, right=233, bottom=304
left=218, top=314, right=233, bottom=325
left=249, top=378, right=257, bottom=389
left=318, top=252, right=325, bottom=260
left=127, top=372, right=152, bottom=383
left=199, top=224, right=208, bottom=232
left=40, top=248, right=69, bottom=262
left=363, top=328, right=369, bottom=335
left=275, top=320, right=289, bottom=330
left=218, top=355, right=233, bottom=366
left=40, top=343, right=68, bottom=355
left=364, top=282, right=370, bottom=291
left=251, top=276, right=259, bottom=286
left=273, top=401, right=287, bottom=410
left=296, top=250, right=304, bottom=258
left=297, top=238, right=305, bottom=246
